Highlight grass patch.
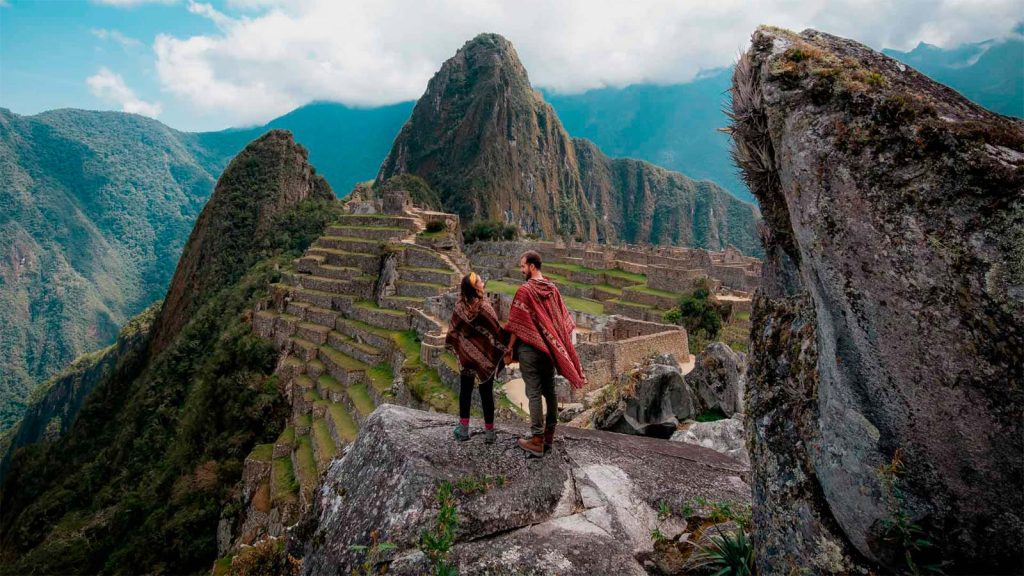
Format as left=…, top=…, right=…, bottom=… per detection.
left=563, top=295, right=604, bottom=315
left=248, top=443, right=274, bottom=462
left=367, top=362, right=395, bottom=398
left=312, top=418, right=338, bottom=460
left=485, top=279, right=520, bottom=297
left=624, top=284, right=679, bottom=298
left=295, top=434, right=317, bottom=486
left=271, top=456, right=299, bottom=500
left=441, top=351, right=461, bottom=373
left=695, top=407, right=728, bottom=422
left=276, top=425, right=295, bottom=446
left=327, top=403, right=358, bottom=443
left=347, top=384, right=376, bottom=416
left=406, top=366, right=458, bottom=414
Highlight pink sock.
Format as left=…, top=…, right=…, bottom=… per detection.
left=484, top=423, right=494, bottom=430
left=460, top=418, right=469, bottom=426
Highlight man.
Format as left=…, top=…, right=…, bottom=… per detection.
left=504, top=251, right=587, bottom=456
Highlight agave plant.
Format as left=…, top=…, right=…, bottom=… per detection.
left=690, top=525, right=755, bottom=576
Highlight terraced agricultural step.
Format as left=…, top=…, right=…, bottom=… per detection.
left=326, top=224, right=410, bottom=241
left=314, top=235, right=385, bottom=254
left=325, top=402, right=358, bottom=446
left=290, top=337, right=319, bottom=362
left=393, top=244, right=452, bottom=270
left=306, top=247, right=380, bottom=274
left=293, top=413, right=312, bottom=436
left=318, top=346, right=369, bottom=386
left=346, top=383, right=376, bottom=421
left=270, top=454, right=299, bottom=506
left=326, top=331, right=385, bottom=365
left=305, top=263, right=362, bottom=281
left=315, top=374, right=347, bottom=403
left=280, top=356, right=305, bottom=378
left=292, top=434, right=318, bottom=506
left=286, top=285, right=340, bottom=310
left=332, top=214, right=420, bottom=231
left=295, top=322, right=330, bottom=345
left=395, top=280, right=450, bottom=298
left=273, top=426, right=296, bottom=458
left=348, top=300, right=410, bottom=331
left=254, top=310, right=278, bottom=338
left=335, top=318, right=398, bottom=351
left=305, top=359, right=327, bottom=378
left=397, top=266, right=459, bottom=286
left=285, top=271, right=364, bottom=296
left=311, top=417, right=338, bottom=474
left=381, top=294, right=425, bottom=312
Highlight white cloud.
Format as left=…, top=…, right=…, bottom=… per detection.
left=91, top=28, right=143, bottom=49
left=153, top=0, right=1023, bottom=126
left=87, top=67, right=163, bottom=117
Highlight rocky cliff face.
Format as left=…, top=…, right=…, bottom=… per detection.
left=377, top=34, right=763, bottom=256
left=150, top=130, right=334, bottom=354
left=294, top=404, right=750, bottom=575
left=731, top=27, right=1023, bottom=573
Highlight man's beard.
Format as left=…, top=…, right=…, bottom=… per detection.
left=522, top=269, right=529, bottom=280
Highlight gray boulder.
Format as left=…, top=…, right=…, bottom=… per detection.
left=685, top=342, right=746, bottom=416
left=731, top=26, right=1024, bottom=573
left=296, top=404, right=749, bottom=575
left=671, top=414, right=749, bottom=466
left=593, top=359, right=696, bottom=438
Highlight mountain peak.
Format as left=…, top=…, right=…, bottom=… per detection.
left=149, top=129, right=333, bottom=354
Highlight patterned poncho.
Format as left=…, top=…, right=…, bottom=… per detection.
left=506, top=278, right=586, bottom=389
left=444, top=298, right=508, bottom=383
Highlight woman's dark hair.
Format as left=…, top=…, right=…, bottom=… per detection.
left=460, top=273, right=483, bottom=304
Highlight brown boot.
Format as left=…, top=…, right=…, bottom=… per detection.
left=543, top=427, right=555, bottom=453
left=517, top=434, right=545, bottom=457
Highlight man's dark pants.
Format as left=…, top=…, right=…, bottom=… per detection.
left=518, top=342, right=557, bottom=436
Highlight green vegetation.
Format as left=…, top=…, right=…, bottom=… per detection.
left=454, top=474, right=506, bottom=495
left=695, top=407, right=729, bottom=423
left=463, top=220, right=519, bottom=243
left=378, top=173, right=443, bottom=211
left=349, top=530, right=397, bottom=576
left=877, top=449, right=946, bottom=574
left=271, top=457, right=299, bottom=501
left=562, top=295, right=604, bottom=315
left=249, top=443, right=274, bottom=462
left=0, top=171, right=338, bottom=574
left=664, top=279, right=729, bottom=354
left=347, top=385, right=376, bottom=417
left=419, top=482, right=459, bottom=576
left=690, top=526, right=755, bottom=576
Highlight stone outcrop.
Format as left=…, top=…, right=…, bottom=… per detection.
left=377, top=34, right=762, bottom=256
left=593, top=354, right=697, bottom=438
left=731, top=26, right=1024, bottom=573
left=684, top=342, right=746, bottom=416
left=294, top=404, right=750, bottom=575
left=671, top=414, right=749, bottom=466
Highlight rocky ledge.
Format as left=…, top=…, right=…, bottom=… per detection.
left=294, top=404, right=750, bottom=575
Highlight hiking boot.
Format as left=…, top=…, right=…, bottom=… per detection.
left=543, top=427, right=555, bottom=453
left=484, top=428, right=496, bottom=444
left=517, top=434, right=545, bottom=457
left=453, top=424, right=470, bottom=442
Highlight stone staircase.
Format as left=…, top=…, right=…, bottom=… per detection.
left=238, top=207, right=466, bottom=539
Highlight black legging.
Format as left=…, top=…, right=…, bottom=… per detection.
left=459, top=368, right=495, bottom=424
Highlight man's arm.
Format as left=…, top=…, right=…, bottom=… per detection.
left=505, top=333, right=517, bottom=365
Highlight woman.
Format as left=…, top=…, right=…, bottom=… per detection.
left=444, top=272, right=508, bottom=443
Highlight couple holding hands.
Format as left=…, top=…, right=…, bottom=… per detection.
left=444, top=251, right=587, bottom=457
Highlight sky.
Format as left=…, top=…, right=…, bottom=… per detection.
left=1, top=0, right=1021, bottom=132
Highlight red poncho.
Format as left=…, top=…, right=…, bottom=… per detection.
left=445, top=298, right=508, bottom=382
left=506, top=278, right=586, bottom=389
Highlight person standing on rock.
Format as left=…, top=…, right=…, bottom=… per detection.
left=445, top=272, right=508, bottom=444
left=505, top=251, right=587, bottom=456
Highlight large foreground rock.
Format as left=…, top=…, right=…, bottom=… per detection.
left=731, top=27, right=1023, bottom=573
left=296, top=404, right=749, bottom=575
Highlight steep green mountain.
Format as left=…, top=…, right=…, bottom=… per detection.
left=545, top=69, right=753, bottom=203
left=884, top=34, right=1024, bottom=117
left=0, top=108, right=233, bottom=432
left=0, top=130, right=342, bottom=575
left=376, top=33, right=763, bottom=256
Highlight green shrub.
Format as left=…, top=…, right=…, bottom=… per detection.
left=425, top=220, right=446, bottom=234
left=463, top=220, right=518, bottom=243
left=690, top=526, right=755, bottom=576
